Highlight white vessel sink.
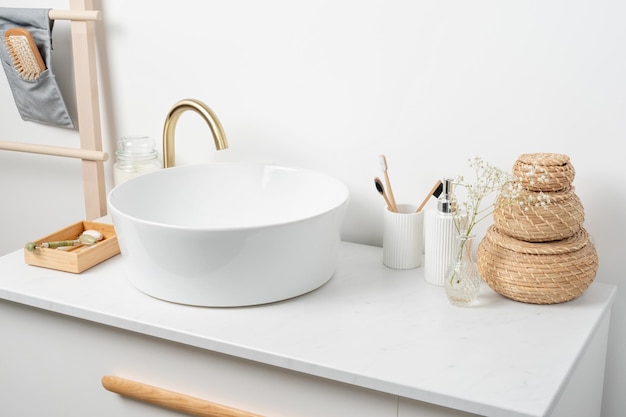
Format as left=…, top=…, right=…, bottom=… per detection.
left=107, top=163, right=349, bottom=307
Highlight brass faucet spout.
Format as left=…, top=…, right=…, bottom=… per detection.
left=162, top=98, right=229, bottom=168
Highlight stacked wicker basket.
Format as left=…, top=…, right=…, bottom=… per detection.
left=477, top=153, right=598, bottom=304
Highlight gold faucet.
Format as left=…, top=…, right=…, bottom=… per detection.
left=162, top=98, right=229, bottom=168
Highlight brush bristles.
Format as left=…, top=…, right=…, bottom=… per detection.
left=4, top=29, right=45, bottom=81
left=378, top=155, right=388, bottom=171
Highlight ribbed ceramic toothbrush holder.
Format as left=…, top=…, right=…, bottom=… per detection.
left=383, top=204, right=424, bottom=269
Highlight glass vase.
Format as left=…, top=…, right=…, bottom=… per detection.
left=444, top=234, right=481, bottom=306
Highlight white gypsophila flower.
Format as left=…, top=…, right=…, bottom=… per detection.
left=452, top=157, right=550, bottom=236
left=522, top=162, right=549, bottom=186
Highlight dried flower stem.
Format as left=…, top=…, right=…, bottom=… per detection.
left=448, top=156, right=551, bottom=286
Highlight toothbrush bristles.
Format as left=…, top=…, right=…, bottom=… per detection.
left=432, top=182, right=444, bottom=198
left=415, top=180, right=443, bottom=213
left=374, top=177, right=393, bottom=211
left=378, top=155, right=398, bottom=212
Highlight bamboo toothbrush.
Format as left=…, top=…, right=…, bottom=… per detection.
left=374, top=177, right=394, bottom=211
left=415, top=180, right=444, bottom=213
left=378, top=155, right=398, bottom=212
left=4, top=28, right=46, bottom=81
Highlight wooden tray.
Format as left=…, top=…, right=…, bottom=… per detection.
left=24, top=221, right=120, bottom=273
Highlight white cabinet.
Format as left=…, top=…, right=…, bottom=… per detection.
left=0, top=300, right=397, bottom=417
left=399, top=400, right=480, bottom=417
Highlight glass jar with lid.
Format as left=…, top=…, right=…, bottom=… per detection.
left=113, top=136, right=162, bottom=186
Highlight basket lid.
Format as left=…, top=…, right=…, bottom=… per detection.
left=483, top=225, right=590, bottom=255
left=517, top=153, right=570, bottom=167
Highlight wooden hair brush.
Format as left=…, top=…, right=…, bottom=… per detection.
left=4, top=27, right=46, bottom=81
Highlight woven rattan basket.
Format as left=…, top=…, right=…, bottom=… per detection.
left=513, top=153, right=575, bottom=192
left=493, top=187, right=585, bottom=242
left=477, top=225, right=598, bottom=304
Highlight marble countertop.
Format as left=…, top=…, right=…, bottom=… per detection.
left=0, top=240, right=616, bottom=417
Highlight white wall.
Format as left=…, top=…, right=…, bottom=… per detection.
left=1, top=1, right=624, bottom=415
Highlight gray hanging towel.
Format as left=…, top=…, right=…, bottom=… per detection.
left=0, top=7, right=74, bottom=128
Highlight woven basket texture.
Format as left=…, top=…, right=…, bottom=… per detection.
left=513, top=153, right=575, bottom=192
left=493, top=187, right=584, bottom=242
left=477, top=225, right=598, bottom=304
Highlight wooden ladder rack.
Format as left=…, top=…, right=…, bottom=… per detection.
left=0, top=0, right=107, bottom=219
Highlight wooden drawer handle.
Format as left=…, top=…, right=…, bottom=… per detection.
left=102, top=375, right=264, bottom=417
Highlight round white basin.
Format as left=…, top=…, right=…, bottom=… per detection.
left=107, top=163, right=350, bottom=307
